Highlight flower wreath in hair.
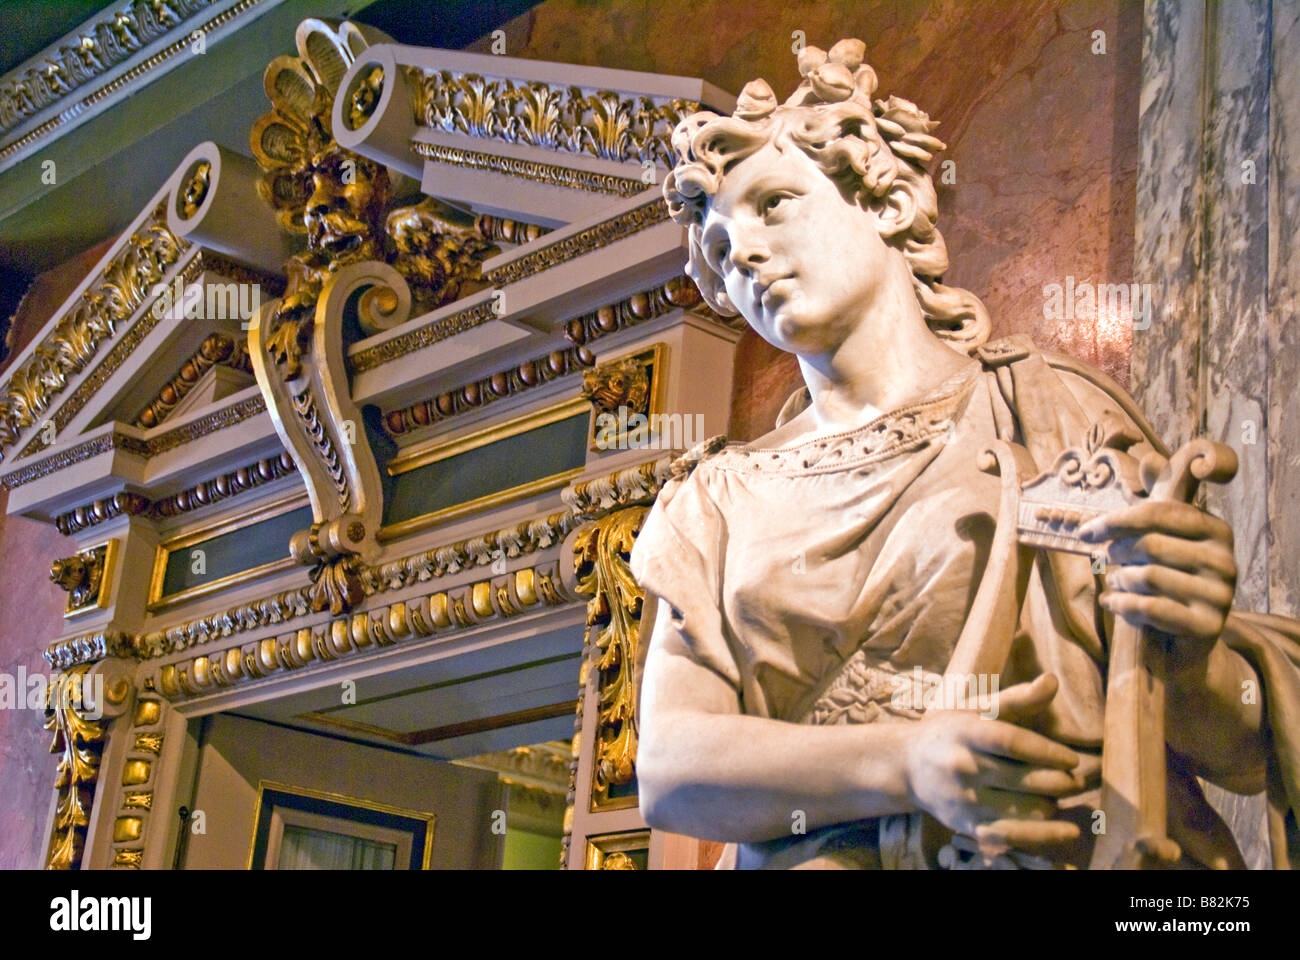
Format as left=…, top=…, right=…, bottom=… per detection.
left=663, top=38, right=990, bottom=353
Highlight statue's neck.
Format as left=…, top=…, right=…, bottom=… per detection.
left=796, top=298, right=973, bottom=435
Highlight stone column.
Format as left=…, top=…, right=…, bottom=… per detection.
left=1133, top=0, right=1298, bottom=868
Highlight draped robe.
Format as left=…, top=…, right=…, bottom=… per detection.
left=629, top=336, right=1300, bottom=869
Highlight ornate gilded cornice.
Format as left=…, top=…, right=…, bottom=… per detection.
left=54, top=492, right=151, bottom=537
left=413, top=69, right=697, bottom=168
left=17, top=253, right=195, bottom=459
left=73, top=504, right=570, bottom=667
left=17, top=251, right=278, bottom=459
left=2, top=435, right=132, bottom=489
left=53, top=452, right=297, bottom=535
left=87, top=455, right=668, bottom=664
left=482, top=199, right=669, bottom=288
left=151, top=451, right=295, bottom=517
left=563, top=456, right=675, bottom=522
left=0, top=1, right=212, bottom=135
left=138, top=585, right=314, bottom=661
left=45, top=630, right=138, bottom=671
left=134, top=332, right=253, bottom=428
left=1, top=394, right=266, bottom=490
left=349, top=299, right=499, bottom=373
left=379, top=277, right=703, bottom=436
left=411, top=141, right=647, bottom=197
left=362, top=510, right=572, bottom=592
left=155, top=558, right=574, bottom=700
left=0, top=202, right=186, bottom=460
left=0, top=0, right=270, bottom=165
left=148, top=393, right=266, bottom=454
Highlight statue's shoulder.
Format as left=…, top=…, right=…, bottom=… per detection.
left=668, top=435, right=730, bottom=482
left=974, top=334, right=1167, bottom=455
left=650, top=435, right=731, bottom=510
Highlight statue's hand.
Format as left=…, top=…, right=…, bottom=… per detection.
left=905, top=674, right=1085, bottom=852
left=1079, top=501, right=1236, bottom=671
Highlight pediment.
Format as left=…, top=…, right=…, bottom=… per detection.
left=0, top=23, right=735, bottom=537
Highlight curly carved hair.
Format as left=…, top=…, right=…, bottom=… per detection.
left=663, top=39, right=990, bottom=353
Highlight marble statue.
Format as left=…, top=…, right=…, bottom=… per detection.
left=631, top=39, right=1300, bottom=869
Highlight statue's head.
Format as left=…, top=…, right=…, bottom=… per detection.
left=664, top=39, right=989, bottom=355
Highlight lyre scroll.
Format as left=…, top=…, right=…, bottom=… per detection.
left=946, top=425, right=1236, bottom=869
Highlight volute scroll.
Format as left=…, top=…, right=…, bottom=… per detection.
left=249, top=262, right=410, bottom=615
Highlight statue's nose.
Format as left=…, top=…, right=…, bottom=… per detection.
left=729, top=239, right=769, bottom=274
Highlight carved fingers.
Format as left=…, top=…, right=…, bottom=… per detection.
left=1081, top=500, right=1238, bottom=656
left=907, top=683, right=1086, bottom=854
left=972, top=818, right=1082, bottom=852
left=974, top=754, right=1085, bottom=798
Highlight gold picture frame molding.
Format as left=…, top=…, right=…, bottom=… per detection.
left=146, top=491, right=309, bottom=612
left=247, top=780, right=437, bottom=871
left=584, top=830, right=651, bottom=870
left=378, top=394, right=591, bottom=542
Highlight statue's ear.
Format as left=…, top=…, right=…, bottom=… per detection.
left=875, top=179, right=919, bottom=240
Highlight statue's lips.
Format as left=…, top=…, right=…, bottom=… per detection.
left=758, top=276, right=795, bottom=307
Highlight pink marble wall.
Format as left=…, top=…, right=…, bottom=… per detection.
left=0, top=495, right=68, bottom=868
left=0, top=240, right=112, bottom=869
left=478, top=0, right=1141, bottom=439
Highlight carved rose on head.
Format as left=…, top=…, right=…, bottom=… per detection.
left=873, top=94, right=946, bottom=164
left=794, top=39, right=877, bottom=104
left=875, top=95, right=937, bottom=135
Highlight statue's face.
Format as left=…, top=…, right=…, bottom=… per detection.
left=699, top=143, right=896, bottom=355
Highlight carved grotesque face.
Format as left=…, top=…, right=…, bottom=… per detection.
left=302, top=148, right=389, bottom=263
left=698, top=142, right=899, bottom=356
left=50, top=557, right=86, bottom=591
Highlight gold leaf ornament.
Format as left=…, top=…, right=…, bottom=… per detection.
left=44, top=664, right=106, bottom=869
left=572, top=508, right=648, bottom=798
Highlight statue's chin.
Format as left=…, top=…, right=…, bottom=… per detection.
left=764, top=310, right=836, bottom=355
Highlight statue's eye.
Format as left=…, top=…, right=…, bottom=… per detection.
left=763, top=194, right=787, bottom=213
left=713, top=240, right=730, bottom=265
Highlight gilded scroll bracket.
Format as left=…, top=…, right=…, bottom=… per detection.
left=250, top=260, right=406, bottom=617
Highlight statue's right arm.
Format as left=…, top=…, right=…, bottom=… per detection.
left=636, top=599, right=1087, bottom=847
left=636, top=599, right=920, bottom=843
